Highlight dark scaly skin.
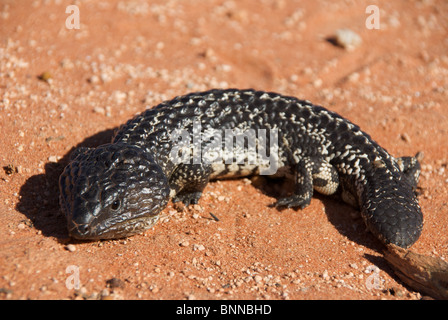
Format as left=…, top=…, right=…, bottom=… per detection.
left=59, top=144, right=169, bottom=238
left=59, top=89, right=423, bottom=247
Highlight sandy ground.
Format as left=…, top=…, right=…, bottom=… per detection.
left=1, top=0, right=448, bottom=300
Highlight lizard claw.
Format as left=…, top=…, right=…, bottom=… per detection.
left=274, top=195, right=311, bottom=209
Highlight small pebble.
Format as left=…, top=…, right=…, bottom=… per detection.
left=333, top=28, right=362, bottom=51
left=93, top=106, right=105, bottom=115
left=65, top=244, right=76, bottom=252
left=254, top=275, right=263, bottom=283
left=88, top=75, right=100, bottom=84
left=38, top=71, right=52, bottom=82
left=151, top=286, right=159, bottom=293
left=193, top=244, right=205, bottom=251
left=390, top=286, right=405, bottom=297
left=179, top=240, right=190, bottom=247
left=400, top=132, right=411, bottom=143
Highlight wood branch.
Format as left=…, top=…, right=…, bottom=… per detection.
left=384, top=244, right=448, bottom=299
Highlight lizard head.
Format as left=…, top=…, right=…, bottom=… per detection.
left=59, top=143, right=169, bottom=240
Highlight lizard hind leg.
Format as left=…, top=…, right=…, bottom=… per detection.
left=311, top=160, right=339, bottom=196
left=275, top=156, right=339, bottom=209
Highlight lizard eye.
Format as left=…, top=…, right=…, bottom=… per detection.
left=111, top=199, right=121, bottom=211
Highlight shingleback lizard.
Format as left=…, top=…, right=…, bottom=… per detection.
left=59, top=89, right=423, bottom=248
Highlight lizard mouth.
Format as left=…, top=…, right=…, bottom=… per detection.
left=68, top=215, right=160, bottom=240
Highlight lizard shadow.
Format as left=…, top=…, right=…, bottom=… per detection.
left=322, top=198, right=402, bottom=288
left=252, top=177, right=383, bottom=252
left=16, top=128, right=117, bottom=241
left=252, top=178, right=411, bottom=292
left=318, top=194, right=404, bottom=288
